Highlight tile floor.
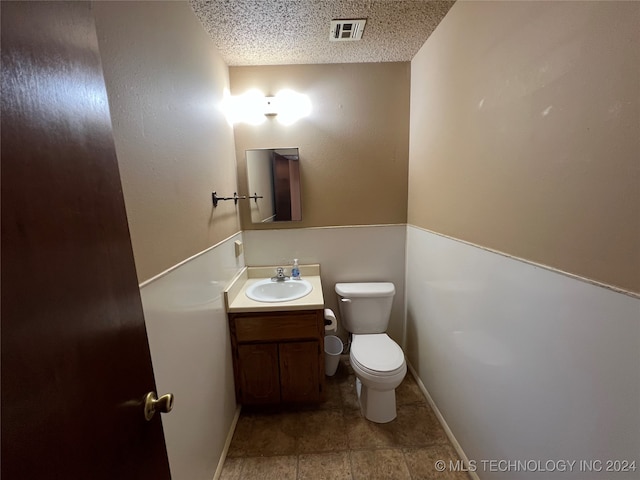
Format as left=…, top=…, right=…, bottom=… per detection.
left=220, top=355, right=470, bottom=479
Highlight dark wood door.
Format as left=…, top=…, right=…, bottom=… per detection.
left=279, top=342, right=321, bottom=403
left=273, top=153, right=292, bottom=221
left=1, top=2, right=171, bottom=479
left=237, top=343, right=281, bottom=404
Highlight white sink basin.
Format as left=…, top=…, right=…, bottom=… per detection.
left=245, top=278, right=313, bottom=303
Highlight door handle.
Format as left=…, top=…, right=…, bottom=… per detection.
left=143, top=391, right=174, bottom=421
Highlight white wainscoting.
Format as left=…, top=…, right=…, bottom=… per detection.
left=140, top=232, right=244, bottom=480
left=406, top=225, right=640, bottom=480
left=243, top=225, right=407, bottom=343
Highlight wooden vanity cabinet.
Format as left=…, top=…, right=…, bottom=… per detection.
left=228, top=309, right=325, bottom=405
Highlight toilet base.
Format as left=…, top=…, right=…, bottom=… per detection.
left=355, top=378, right=398, bottom=423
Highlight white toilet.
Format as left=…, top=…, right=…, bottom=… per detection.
left=335, top=282, right=406, bottom=423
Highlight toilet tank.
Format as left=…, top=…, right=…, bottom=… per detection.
left=335, top=282, right=395, bottom=334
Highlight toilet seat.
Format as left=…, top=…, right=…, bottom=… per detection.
left=351, top=334, right=405, bottom=376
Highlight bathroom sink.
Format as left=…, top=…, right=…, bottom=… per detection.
left=245, top=278, right=313, bottom=303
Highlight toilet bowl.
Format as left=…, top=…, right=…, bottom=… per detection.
left=349, top=333, right=406, bottom=423
left=335, top=282, right=406, bottom=423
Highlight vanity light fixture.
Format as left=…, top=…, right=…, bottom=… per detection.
left=222, top=88, right=266, bottom=125
left=222, top=89, right=312, bottom=126
left=272, top=89, right=312, bottom=126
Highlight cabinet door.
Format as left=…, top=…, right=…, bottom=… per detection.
left=237, top=344, right=280, bottom=404
left=279, top=342, right=320, bottom=403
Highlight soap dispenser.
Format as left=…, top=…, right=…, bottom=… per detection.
left=291, top=259, right=301, bottom=280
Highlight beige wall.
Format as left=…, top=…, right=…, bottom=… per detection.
left=94, top=1, right=240, bottom=282
left=409, top=0, right=640, bottom=293
left=230, top=63, right=410, bottom=229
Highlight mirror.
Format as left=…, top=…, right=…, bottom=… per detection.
left=246, top=148, right=302, bottom=223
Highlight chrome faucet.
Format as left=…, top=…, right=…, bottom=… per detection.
left=271, top=267, right=289, bottom=282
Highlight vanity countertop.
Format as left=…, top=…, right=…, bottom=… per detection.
left=224, top=264, right=324, bottom=313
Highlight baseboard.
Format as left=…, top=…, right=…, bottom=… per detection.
left=212, top=405, right=242, bottom=480
left=407, top=362, right=481, bottom=480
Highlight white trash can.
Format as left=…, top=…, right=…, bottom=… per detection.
left=324, top=335, right=343, bottom=376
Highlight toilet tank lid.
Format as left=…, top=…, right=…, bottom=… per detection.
left=335, top=282, right=395, bottom=298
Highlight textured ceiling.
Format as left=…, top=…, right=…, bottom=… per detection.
left=189, top=0, right=455, bottom=66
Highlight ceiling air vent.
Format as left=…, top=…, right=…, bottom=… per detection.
left=330, top=19, right=366, bottom=41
